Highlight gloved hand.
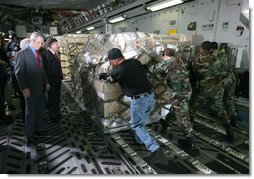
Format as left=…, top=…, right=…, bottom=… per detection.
left=99, top=73, right=109, bottom=80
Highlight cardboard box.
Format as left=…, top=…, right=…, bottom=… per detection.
left=99, top=100, right=127, bottom=118
left=139, top=53, right=152, bottom=65
left=93, top=80, right=122, bottom=101
left=61, top=61, right=70, bottom=68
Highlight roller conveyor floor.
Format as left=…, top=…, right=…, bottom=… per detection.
left=0, top=87, right=249, bottom=174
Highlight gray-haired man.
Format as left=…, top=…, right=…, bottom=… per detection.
left=15, top=32, right=50, bottom=144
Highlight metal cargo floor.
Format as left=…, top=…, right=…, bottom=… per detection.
left=0, top=88, right=249, bottom=174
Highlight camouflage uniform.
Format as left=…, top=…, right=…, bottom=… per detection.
left=149, top=56, right=193, bottom=137
left=190, top=52, right=230, bottom=125
left=217, top=51, right=237, bottom=117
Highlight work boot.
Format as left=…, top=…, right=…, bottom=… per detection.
left=178, top=137, right=200, bottom=155
left=178, top=137, right=194, bottom=150
left=159, top=118, right=169, bottom=134
left=144, top=148, right=169, bottom=166
left=230, top=116, right=239, bottom=128
left=144, top=148, right=172, bottom=173
left=27, top=137, right=37, bottom=145
left=189, top=115, right=195, bottom=124
left=224, top=124, right=235, bottom=142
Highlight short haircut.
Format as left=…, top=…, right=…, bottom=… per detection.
left=211, top=41, right=218, bottom=50
left=163, top=48, right=174, bottom=57
left=201, top=41, right=211, bottom=51
left=30, top=32, right=44, bottom=42
left=20, top=38, right=30, bottom=49
left=46, top=38, right=58, bottom=48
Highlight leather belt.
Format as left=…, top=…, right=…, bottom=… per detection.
left=131, top=89, right=153, bottom=99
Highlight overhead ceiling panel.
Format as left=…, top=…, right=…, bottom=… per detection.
left=0, top=0, right=108, bottom=9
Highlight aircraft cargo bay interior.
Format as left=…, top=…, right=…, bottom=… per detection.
left=0, top=0, right=250, bottom=175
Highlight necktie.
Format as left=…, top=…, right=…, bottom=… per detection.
left=54, top=53, right=63, bottom=77
left=36, top=50, right=41, bottom=67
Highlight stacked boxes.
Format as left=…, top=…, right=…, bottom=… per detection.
left=60, top=32, right=192, bottom=132
left=56, top=34, right=91, bottom=79
left=93, top=80, right=122, bottom=100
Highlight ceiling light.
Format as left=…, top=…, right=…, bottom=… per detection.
left=76, top=30, right=82, bottom=34
left=108, top=16, right=126, bottom=23
left=86, top=26, right=95, bottom=31
left=243, top=9, right=249, bottom=14
left=147, top=0, right=183, bottom=12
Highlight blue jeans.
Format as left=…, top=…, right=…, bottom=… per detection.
left=130, top=92, right=160, bottom=152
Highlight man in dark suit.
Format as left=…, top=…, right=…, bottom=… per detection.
left=13, top=38, right=30, bottom=122
left=43, top=38, right=63, bottom=122
left=0, top=60, right=7, bottom=124
left=0, top=49, right=14, bottom=125
left=15, top=32, right=50, bottom=143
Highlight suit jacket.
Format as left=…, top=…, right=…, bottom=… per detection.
left=15, top=46, right=48, bottom=96
left=43, top=49, right=63, bottom=86
left=0, top=63, right=7, bottom=83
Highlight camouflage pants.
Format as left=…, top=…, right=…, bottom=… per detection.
left=190, top=87, right=230, bottom=125
left=170, top=94, right=193, bottom=137
left=223, top=81, right=237, bottom=117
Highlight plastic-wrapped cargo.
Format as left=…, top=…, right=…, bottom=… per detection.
left=61, top=32, right=192, bottom=133
left=55, top=34, right=91, bottom=79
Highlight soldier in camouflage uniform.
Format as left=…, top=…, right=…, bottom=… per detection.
left=149, top=48, right=194, bottom=148
left=211, top=42, right=239, bottom=128
left=190, top=41, right=235, bottom=141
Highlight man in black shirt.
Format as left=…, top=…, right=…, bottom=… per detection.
left=100, top=48, right=169, bottom=167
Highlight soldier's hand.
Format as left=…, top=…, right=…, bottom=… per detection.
left=99, top=73, right=109, bottom=80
